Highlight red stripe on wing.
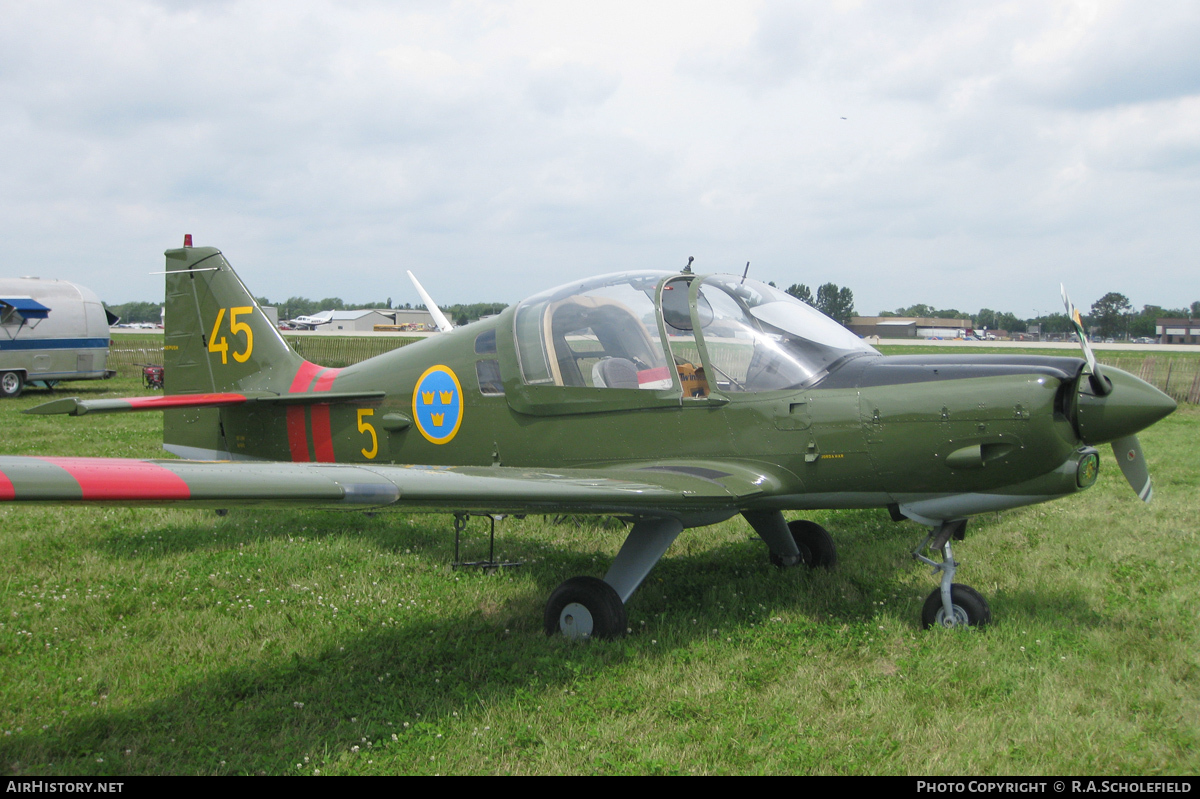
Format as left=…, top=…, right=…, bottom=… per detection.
left=126, top=393, right=247, bottom=410
left=311, top=405, right=335, bottom=462
left=289, top=361, right=322, bottom=393
left=39, top=458, right=190, bottom=501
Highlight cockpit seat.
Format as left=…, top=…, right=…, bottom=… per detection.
left=592, top=357, right=639, bottom=389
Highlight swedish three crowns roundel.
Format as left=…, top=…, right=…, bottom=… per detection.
left=412, top=365, right=464, bottom=444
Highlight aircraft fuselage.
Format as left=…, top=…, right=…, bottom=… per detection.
left=198, top=310, right=1100, bottom=522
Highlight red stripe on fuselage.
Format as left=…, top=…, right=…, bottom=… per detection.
left=38, top=458, right=190, bottom=501
left=287, top=364, right=339, bottom=461
left=286, top=406, right=310, bottom=462
left=313, top=368, right=341, bottom=392
left=126, top=393, right=247, bottom=410
left=0, top=470, right=14, bottom=500
left=289, top=361, right=322, bottom=393
left=311, top=405, right=334, bottom=462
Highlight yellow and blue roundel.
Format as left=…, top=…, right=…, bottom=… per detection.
left=412, top=365, right=464, bottom=445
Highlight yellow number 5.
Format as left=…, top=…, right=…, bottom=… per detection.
left=357, top=409, right=378, bottom=459
left=230, top=306, right=253, bottom=363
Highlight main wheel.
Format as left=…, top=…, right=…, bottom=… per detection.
left=770, top=520, right=837, bottom=569
left=544, top=576, right=627, bottom=640
left=0, top=371, right=23, bottom=398
left=921, top=584, right=991, bottom=629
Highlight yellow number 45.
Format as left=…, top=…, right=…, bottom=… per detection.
left=208, top=307, right=254, bottom=365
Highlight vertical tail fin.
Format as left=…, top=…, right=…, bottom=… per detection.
left=164, top=245, right=303, bottom=394
left=163, top=244, right=307, bottom=459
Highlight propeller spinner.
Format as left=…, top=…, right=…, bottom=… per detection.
left=1060, top=286, right=1175, bottom=502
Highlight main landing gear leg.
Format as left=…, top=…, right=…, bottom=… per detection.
left=743, top=510, right=838, bottom=569
left=544, top=516, right=683, bottom=640
left=744, top=510, right=804, bottom=566
left=912, top=520, right=991, bottom=629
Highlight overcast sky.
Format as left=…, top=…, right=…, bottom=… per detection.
left=2, top=0, right=1197, bottom=318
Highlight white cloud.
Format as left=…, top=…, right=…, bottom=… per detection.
left=0, top=0, right=1196, bottom=317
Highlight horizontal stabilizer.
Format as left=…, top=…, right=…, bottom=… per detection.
left=26, top=390, right=386, bottom=416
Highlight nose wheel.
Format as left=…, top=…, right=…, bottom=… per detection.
left=921, top=583, right=991, bottom=629
left=912, top=520, right=991, bottom=630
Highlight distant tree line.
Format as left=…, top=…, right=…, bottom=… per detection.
left=106, top=285, right=1200, bottom=340
left=432, top=302, right=506, bottom=326
left=784, top=282, right=857, bottom=326
left=258, top=296, right=399, bottom=318
left=803, top=287, right=1200, bottom=339
left=103, top=300, right=162, bottom=325
left=1080, top=294, right=1200, bottom=339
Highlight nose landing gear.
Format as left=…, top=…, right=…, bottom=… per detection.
left=912, top=520, right=991, bottom=629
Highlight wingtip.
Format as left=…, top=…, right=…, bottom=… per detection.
left=24, top=398, right=83, bottom=416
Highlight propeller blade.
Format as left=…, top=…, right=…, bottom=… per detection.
left=1111, top=434, right=1153, bottom=503
left=1060, top=284, right=1110, bottom=395
left=408, top=270, right=454, bottom=333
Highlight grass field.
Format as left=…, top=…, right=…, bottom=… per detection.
left=0, top=377, right=1197, bottom=776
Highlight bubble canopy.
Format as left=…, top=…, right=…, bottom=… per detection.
left=513, top=271, right=878, bottom=396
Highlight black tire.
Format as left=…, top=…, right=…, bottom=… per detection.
left=544, top=576, right=627, bottom=640
left=921, top=584, right=991, bottom=629
left=0, top=371, right=23, bottom=398
left=770, top=519, right=837, bottom=569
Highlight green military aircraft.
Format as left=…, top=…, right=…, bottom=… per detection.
left=0, top=240, right=1177, bottom=638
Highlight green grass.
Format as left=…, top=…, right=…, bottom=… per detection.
left=0, top=379, right=1197, bottom=775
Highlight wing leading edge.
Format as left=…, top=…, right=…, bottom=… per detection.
left=0, top=456, right=784, bottom=517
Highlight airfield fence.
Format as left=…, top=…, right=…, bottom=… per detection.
left=281, top=335, right=418, bottom=368
left=106, top=345, right=169, bottom=377
left=1096, top=354, right=1200, bottom=405
left=106, top=336, right=419, bottom=378
left=104, top=339, right=1200, bottom=404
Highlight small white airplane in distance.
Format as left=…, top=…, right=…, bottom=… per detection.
left=280, top=274, right=450, bottom=334
left=285, top=311, right=334, bottom=330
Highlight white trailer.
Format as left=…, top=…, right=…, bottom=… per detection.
left=0, top=277, right=117, bottom=398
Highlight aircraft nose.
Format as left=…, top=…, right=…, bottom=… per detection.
left=1075, top=366, right=1177, bottom=445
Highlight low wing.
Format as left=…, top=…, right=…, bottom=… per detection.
left=0, top=456, right=783, bottom=517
